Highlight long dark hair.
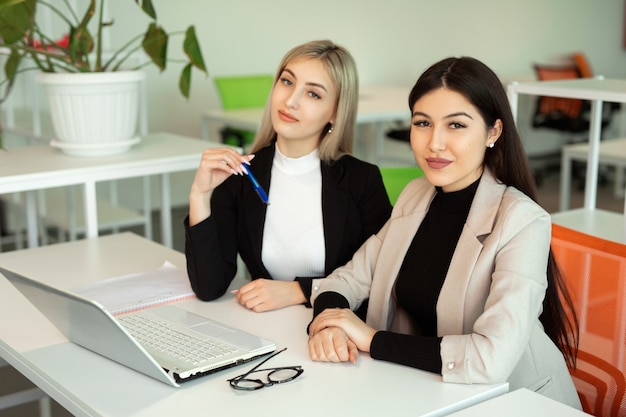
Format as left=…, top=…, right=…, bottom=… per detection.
left=408, top=57, right=579, bottom=368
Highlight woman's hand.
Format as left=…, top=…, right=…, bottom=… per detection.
left=188, top=148, right=253, bottom=225
left=308, top=326, right=359, bottom=364
left=308, top=308, right=377, bottom=353
left=233, top=279, right=306, bottom=312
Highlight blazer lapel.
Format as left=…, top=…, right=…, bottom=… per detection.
left=437, top=170, right=506, bottom=335
left=321, top=160, right=348, bottom=273
left=368, top=182, right=435, bottom=330
left=244, top=145, right=274, bottom=269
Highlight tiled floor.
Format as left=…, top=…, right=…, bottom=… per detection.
left=0, top=135, right=624, bottom=416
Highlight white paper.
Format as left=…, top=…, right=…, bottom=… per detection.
left=74, top=261, right=195, bottom=315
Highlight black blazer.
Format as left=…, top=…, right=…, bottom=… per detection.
left=185, top=143, right=392, bottom=305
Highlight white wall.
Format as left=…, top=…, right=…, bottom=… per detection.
left=6, top=1, right=626, bottom=214
left=107, top=0, right=626, bottom=139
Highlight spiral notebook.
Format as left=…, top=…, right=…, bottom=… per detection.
left=73, top=261, right=196, bottom=315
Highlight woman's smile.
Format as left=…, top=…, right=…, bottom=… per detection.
left=277, top=109, right=298, bottom=123
left=425, top=157, right=452, bottom=169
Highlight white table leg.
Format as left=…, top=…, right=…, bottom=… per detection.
left=160, top=173, right=173, bottom=248
left=560, top=150, right=572, bottom=212
left=583, top=99, right=603, bottom=210
left=83, top=181, right=99, bottom=238
left=25, top=191, right=38, bottom=248
left=143, top=176, right=153, bottom=240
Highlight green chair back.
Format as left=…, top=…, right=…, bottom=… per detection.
left=379, top=166, right=424, bottom=205
left=214, top=74, right=274, bottom=147
left=214, top=74, right=274, bottom=110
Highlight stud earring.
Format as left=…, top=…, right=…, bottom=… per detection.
left=488, top=142, right=494, bottom=148
left=327, top=125, right=333, bottom=134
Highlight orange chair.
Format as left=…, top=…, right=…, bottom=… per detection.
left=532, top=52, right=619, bottom=134
left=571, top=351, right=626, bottom=417
left=533, top=63, right=584, bottom=126
left=551, top=224, right=626, bottom=417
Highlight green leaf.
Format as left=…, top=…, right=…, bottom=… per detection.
left=4, top=49, right=21, bottom=81
left=0, top=0, right=35, bottom=44
left=137, top=0, right=156, bottom=20
left=179, top=63, right=192, bottom=99
left=67, top=25, right=93, bottom=70
left=0, top=0, right=30, bottom=8
left=142, top=22, right=167, bottom=71
left=183, top=26, right=207, bottom=73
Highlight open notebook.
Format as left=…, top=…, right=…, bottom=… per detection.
left=73, top=261, right=196, bottom=315
left=1, top=266, right=276, bottom=387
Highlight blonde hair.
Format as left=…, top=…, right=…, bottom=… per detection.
left=250, top=39, right=359, bottom=162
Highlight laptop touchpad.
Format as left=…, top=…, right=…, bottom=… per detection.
left=149, top=305, right=235, bottom=337
left=191, top=322, right=235, bottom=337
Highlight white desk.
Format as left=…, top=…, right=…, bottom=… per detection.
left=0, top=132, right=222, bottom=248
left=561, top=138, right=626, bottom=208
left=558, top=138, right=626, bottom=242
left=507, top=78, right=626, bottom=243
left=0, top=233, right=508, bottom=417
left=201, top=85, right=410, bottom=162
left=448, top=388, right=591, bottom=417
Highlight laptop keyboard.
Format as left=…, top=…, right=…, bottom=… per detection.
left=119, top=313, right=238, bottom=365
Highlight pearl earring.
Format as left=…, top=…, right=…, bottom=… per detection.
left=327, top=125, right=333, bottom=134
left=488, top=143, right=494, bottom=148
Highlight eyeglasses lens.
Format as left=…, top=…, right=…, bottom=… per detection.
left=232, top=378, right=264, bottom=390
left=268, top=368, right=302, bottom=383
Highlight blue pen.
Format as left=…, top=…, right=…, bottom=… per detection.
left=242, top=164, right=270, bottom=204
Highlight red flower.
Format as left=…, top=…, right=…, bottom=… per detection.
left=28, top=34, right=69, bottom=51
left=54, top=34, right=70, bottom=49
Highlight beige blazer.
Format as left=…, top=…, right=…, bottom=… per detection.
left=312, top=169, right=581, bottom=409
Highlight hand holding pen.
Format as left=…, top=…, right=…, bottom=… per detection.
left=189, top=148, right=269, bottom=225
left=242, top=164, right=269, bottom=204
left=190, top=148, right=267, bottom=206
left=205, top=149, right=269, bottom=204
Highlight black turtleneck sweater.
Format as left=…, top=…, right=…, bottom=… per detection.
left=314, top=178, right=479, bottom=374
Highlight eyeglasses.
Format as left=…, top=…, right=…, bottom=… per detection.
left=227, top=347, right=303, bottom=391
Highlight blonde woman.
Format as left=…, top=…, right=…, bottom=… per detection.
left=185, top=40, right=391, bottom=314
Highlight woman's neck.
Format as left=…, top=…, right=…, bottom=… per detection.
left=275, top=137, right=319, bottom=158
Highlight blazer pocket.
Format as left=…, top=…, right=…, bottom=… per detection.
left=528, top=376, right=553, bottom=394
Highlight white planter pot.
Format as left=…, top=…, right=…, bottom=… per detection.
left=37, top=70, right=145, bottom=156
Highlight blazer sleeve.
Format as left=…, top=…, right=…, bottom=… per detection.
left=440, top=195, right=552, bottom=384
left=184, top=179, right=241, bottom=301
left=311, top=223, right=388, bottom=313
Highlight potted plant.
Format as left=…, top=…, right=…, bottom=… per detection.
left=0, top=0, right=207, bottom=155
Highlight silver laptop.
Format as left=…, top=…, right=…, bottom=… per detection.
left=1, top=267, right=276, bottom=387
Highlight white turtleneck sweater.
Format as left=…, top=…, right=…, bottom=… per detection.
left=261, top=146, right=325, bottom=281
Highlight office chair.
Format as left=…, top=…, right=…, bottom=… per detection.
left=531, top=53, right=620, bottom=188
left=379, top=166, right=424, bottom=205
left=213, top=74, right=274, bottom=149
left=570, top=350, right=626, bottom=417
left=551, top=224, right=626, bottom=417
